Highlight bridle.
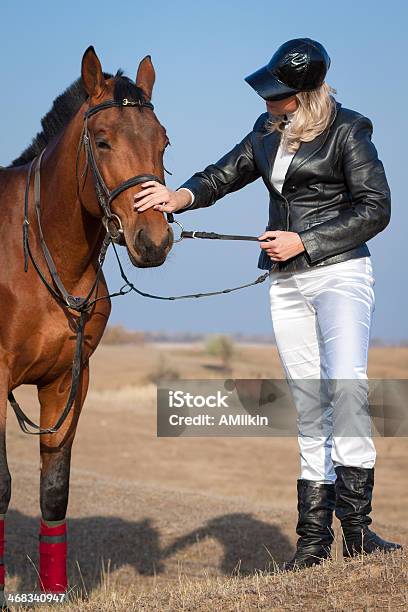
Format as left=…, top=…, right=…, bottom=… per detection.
left=9, top=95, right=269, bottom=435
left=80, top=96, right=167, bottom=244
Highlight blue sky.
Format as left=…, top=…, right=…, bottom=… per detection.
left=1, top=0, right=407, bottom=341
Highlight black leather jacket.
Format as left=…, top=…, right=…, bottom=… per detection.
left=176, top=100, right=391, bottom=272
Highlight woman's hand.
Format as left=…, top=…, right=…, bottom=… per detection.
left=133, top=181, right=191, bottom=214
left=258, top=230, right=305, bottom=262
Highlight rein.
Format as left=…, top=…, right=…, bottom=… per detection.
left=9, top=96, right=269, bottom=435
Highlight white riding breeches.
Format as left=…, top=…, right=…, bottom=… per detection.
left=268, top=256, right=377, bottom=482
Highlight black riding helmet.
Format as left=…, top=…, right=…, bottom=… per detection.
left=245, top=38, right=331, bottom=101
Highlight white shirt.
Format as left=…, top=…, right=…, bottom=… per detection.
left=178, top=112, right=296, bottom=204
left=270, top=113, right=296, bottom=194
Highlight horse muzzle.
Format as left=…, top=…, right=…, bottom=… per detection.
left=130, top=224, right=173, bottom=267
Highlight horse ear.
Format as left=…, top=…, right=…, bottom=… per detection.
left=81, top=46, right=106, bottom=97
left=136, top=55, right=155, bottom=100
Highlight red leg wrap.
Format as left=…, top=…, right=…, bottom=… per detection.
left=0, top=519, right=4, bottom=590
left=39, top=520, right=67, bottom=592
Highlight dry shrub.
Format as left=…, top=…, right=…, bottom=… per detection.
left=146, top=354, right=180, bottom=385
left=205, top=335, right=235, bottom=370
left=101, top=325, right=145, bottom=346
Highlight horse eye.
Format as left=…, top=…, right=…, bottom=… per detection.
left=96, top=139, right=111, bottom=150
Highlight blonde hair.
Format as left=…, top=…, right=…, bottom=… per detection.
left=265, top=82, right=337, bottom=153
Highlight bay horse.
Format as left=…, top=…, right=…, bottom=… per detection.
left=0, top=46, right=173, bottom=598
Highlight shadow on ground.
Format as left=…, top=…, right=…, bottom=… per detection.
left=5, top=510, right=293, bottom=592
left=162, top=512, right=293, bottom=575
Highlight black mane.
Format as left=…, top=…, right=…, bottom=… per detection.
left=10, top=70, right=147, bottom=167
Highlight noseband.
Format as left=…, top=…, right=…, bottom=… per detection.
left=81, top=97, right=165, bottom=242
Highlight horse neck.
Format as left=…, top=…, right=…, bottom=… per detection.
left=38, top=110, right=104, bottom=285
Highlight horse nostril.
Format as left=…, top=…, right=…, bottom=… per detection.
left=135, top=228, right=146, bottom=252
left=134, top=226, right=172, bottom=258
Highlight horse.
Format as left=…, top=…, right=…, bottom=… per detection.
left=0, top=46, right=173, bottom=598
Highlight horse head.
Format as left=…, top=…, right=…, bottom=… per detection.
left=80, top=47, right=173, bottom=268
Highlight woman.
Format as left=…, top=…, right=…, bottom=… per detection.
left=133, top=38, right=402, bottom=569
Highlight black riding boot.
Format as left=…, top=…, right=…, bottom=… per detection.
left=283, top=480, right=336, bottom=571
left=335, top=466, right=402, bottom=557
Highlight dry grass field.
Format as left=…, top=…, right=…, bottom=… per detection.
left=4, top=343, right=408, bottom=611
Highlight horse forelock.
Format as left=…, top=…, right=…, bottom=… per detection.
left=111, top=70, right=147, bottom=106
left=9, top=70, right=147, bottom=168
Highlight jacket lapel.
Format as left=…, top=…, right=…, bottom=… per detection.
left=284, top=101, right=341, bottom=183
left=262, top=130, right=283, bottom=197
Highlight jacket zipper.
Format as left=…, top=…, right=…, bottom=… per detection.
left=282, top=193, right=296, bottom=271
left=283, top=195, right=290, bottom=230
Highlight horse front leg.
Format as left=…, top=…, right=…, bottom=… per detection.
left=37, top=364, right=89, bottom=593
left=0, top=384, right=11, bottom=609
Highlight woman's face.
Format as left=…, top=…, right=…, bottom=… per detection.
left=266, top=95, right=298, bottom=116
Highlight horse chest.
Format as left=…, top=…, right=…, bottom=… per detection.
left=10, top=296, right=110, bottom=386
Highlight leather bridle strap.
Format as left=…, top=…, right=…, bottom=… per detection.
left=108, top=174, right=163, bottom=204
left=34, top=149, right=86, bottom=308
left=24, top=150, right=108, bottom=310
left=179, top=231, right=263, bottom=242
left=81, top=97, right=166, bottom=242
left=84, top=97, right=154, bottom=118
